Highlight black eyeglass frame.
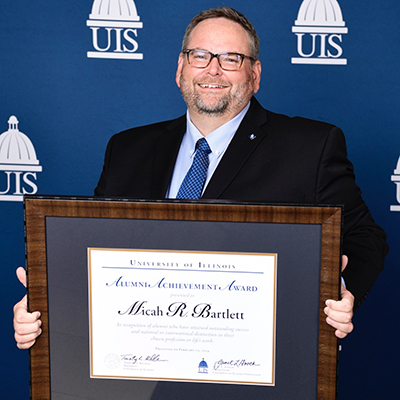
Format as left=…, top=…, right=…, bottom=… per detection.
left=182, top=49, right=256, bottom=71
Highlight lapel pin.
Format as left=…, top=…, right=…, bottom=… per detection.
left=249, top=134, right=256, bottom=140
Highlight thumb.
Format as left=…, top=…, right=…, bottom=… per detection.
left=16, top=267, right=27, bottom=288
left=15, top=294, right=28, bottom=312
left=341, top=255, right=348, bottom=273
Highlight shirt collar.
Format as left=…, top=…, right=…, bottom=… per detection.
left=186, top=102, right=250, bottom=158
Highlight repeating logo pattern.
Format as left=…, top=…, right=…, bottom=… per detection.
left=0, top=116, right=42, bottom=202
left=291, top=0, right=348, bottom=65
left=87, top=0, right=143, bottom=60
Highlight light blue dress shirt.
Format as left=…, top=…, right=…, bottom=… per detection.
left=167, top=102, right=250, bottom=199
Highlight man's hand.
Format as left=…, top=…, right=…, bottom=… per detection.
left=13, top=267, right=42, bottom=349
left=324, top=255, right=354, bottom=339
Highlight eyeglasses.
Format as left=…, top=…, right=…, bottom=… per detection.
left=183, top=49, right=256, bottom=71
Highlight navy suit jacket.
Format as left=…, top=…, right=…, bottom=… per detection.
left=95, top=97, right=388, bottom=309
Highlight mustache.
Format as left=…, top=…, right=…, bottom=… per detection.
left=193, top=78, right=230, bottom=86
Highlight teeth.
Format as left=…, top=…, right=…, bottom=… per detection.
left=199, top=84, right=224, bottom=88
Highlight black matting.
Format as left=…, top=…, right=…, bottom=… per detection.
left=46, top=217, right=321, bottom=400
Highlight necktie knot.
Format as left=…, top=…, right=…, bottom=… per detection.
left=196, top=137, right=211, bottom=154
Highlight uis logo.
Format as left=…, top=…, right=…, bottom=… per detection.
left=0, top=116, right=42, bottom=202
left=198, top=358, right=208, bottom=374
left=390, top=156, right=400, bottom=212
left=87, top=0, right=143, bottom=60
left=291, top=0, right=348, bottom=65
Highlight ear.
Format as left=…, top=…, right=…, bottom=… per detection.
left=252, top=60, right=262, bottom=94
left=175, top=53, right=184, bottom=88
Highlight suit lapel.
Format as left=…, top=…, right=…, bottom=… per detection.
left=203, top=98, right=269, bottom=199
left=151, top=115, right=186, bottom=198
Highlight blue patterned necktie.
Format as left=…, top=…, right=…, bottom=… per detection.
left=176, top=137, right=212, bottom=199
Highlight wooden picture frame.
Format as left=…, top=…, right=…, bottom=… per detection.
left=25, top=196, right=342, bottom=400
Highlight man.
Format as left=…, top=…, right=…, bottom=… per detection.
left=14, top=6, right=388, bottom=349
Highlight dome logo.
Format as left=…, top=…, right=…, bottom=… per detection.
left=198, top=358, right=208, bottom=374
left=0, top=116, right=42, bottom=202
left=87, top=0, right=143, bottom=60
left=390, top=156, right=400, bottom=211
left=291, top=0, right=348, bottom=65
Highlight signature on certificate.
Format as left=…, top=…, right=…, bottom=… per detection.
left=120, top=354, right=168, bottom=364
left=213, top=359, right=259, bottom=370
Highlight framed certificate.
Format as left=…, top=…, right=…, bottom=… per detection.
left=25, top=196, right=342, bottom=400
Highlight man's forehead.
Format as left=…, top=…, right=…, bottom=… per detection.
left=187, top=17, right=251, bottom=53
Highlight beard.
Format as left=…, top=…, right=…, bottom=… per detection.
left=179, top=75, right=253, bottom=117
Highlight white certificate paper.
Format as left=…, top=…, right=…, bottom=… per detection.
left=88, top=248, right=277, bottom=386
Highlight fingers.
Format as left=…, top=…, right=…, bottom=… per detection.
left=323, top=254, right=354, bottom=338
left=13, top=294, right=42, bottom=349
left=325, top=288, right=354, bottom=338
left=15, top=331, right=42, bottom=350
left=325, top=318, right=353, bottom=339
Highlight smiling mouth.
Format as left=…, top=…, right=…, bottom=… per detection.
left=198, top=84, right=228, bottom=89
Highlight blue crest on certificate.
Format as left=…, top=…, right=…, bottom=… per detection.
left=198, top=359, right=208, bottom=374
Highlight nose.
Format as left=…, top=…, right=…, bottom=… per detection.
left=206, top=56, right=223, bottom=75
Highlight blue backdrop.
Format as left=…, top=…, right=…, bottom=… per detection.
left=1, top=1, right=399, bottom=398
